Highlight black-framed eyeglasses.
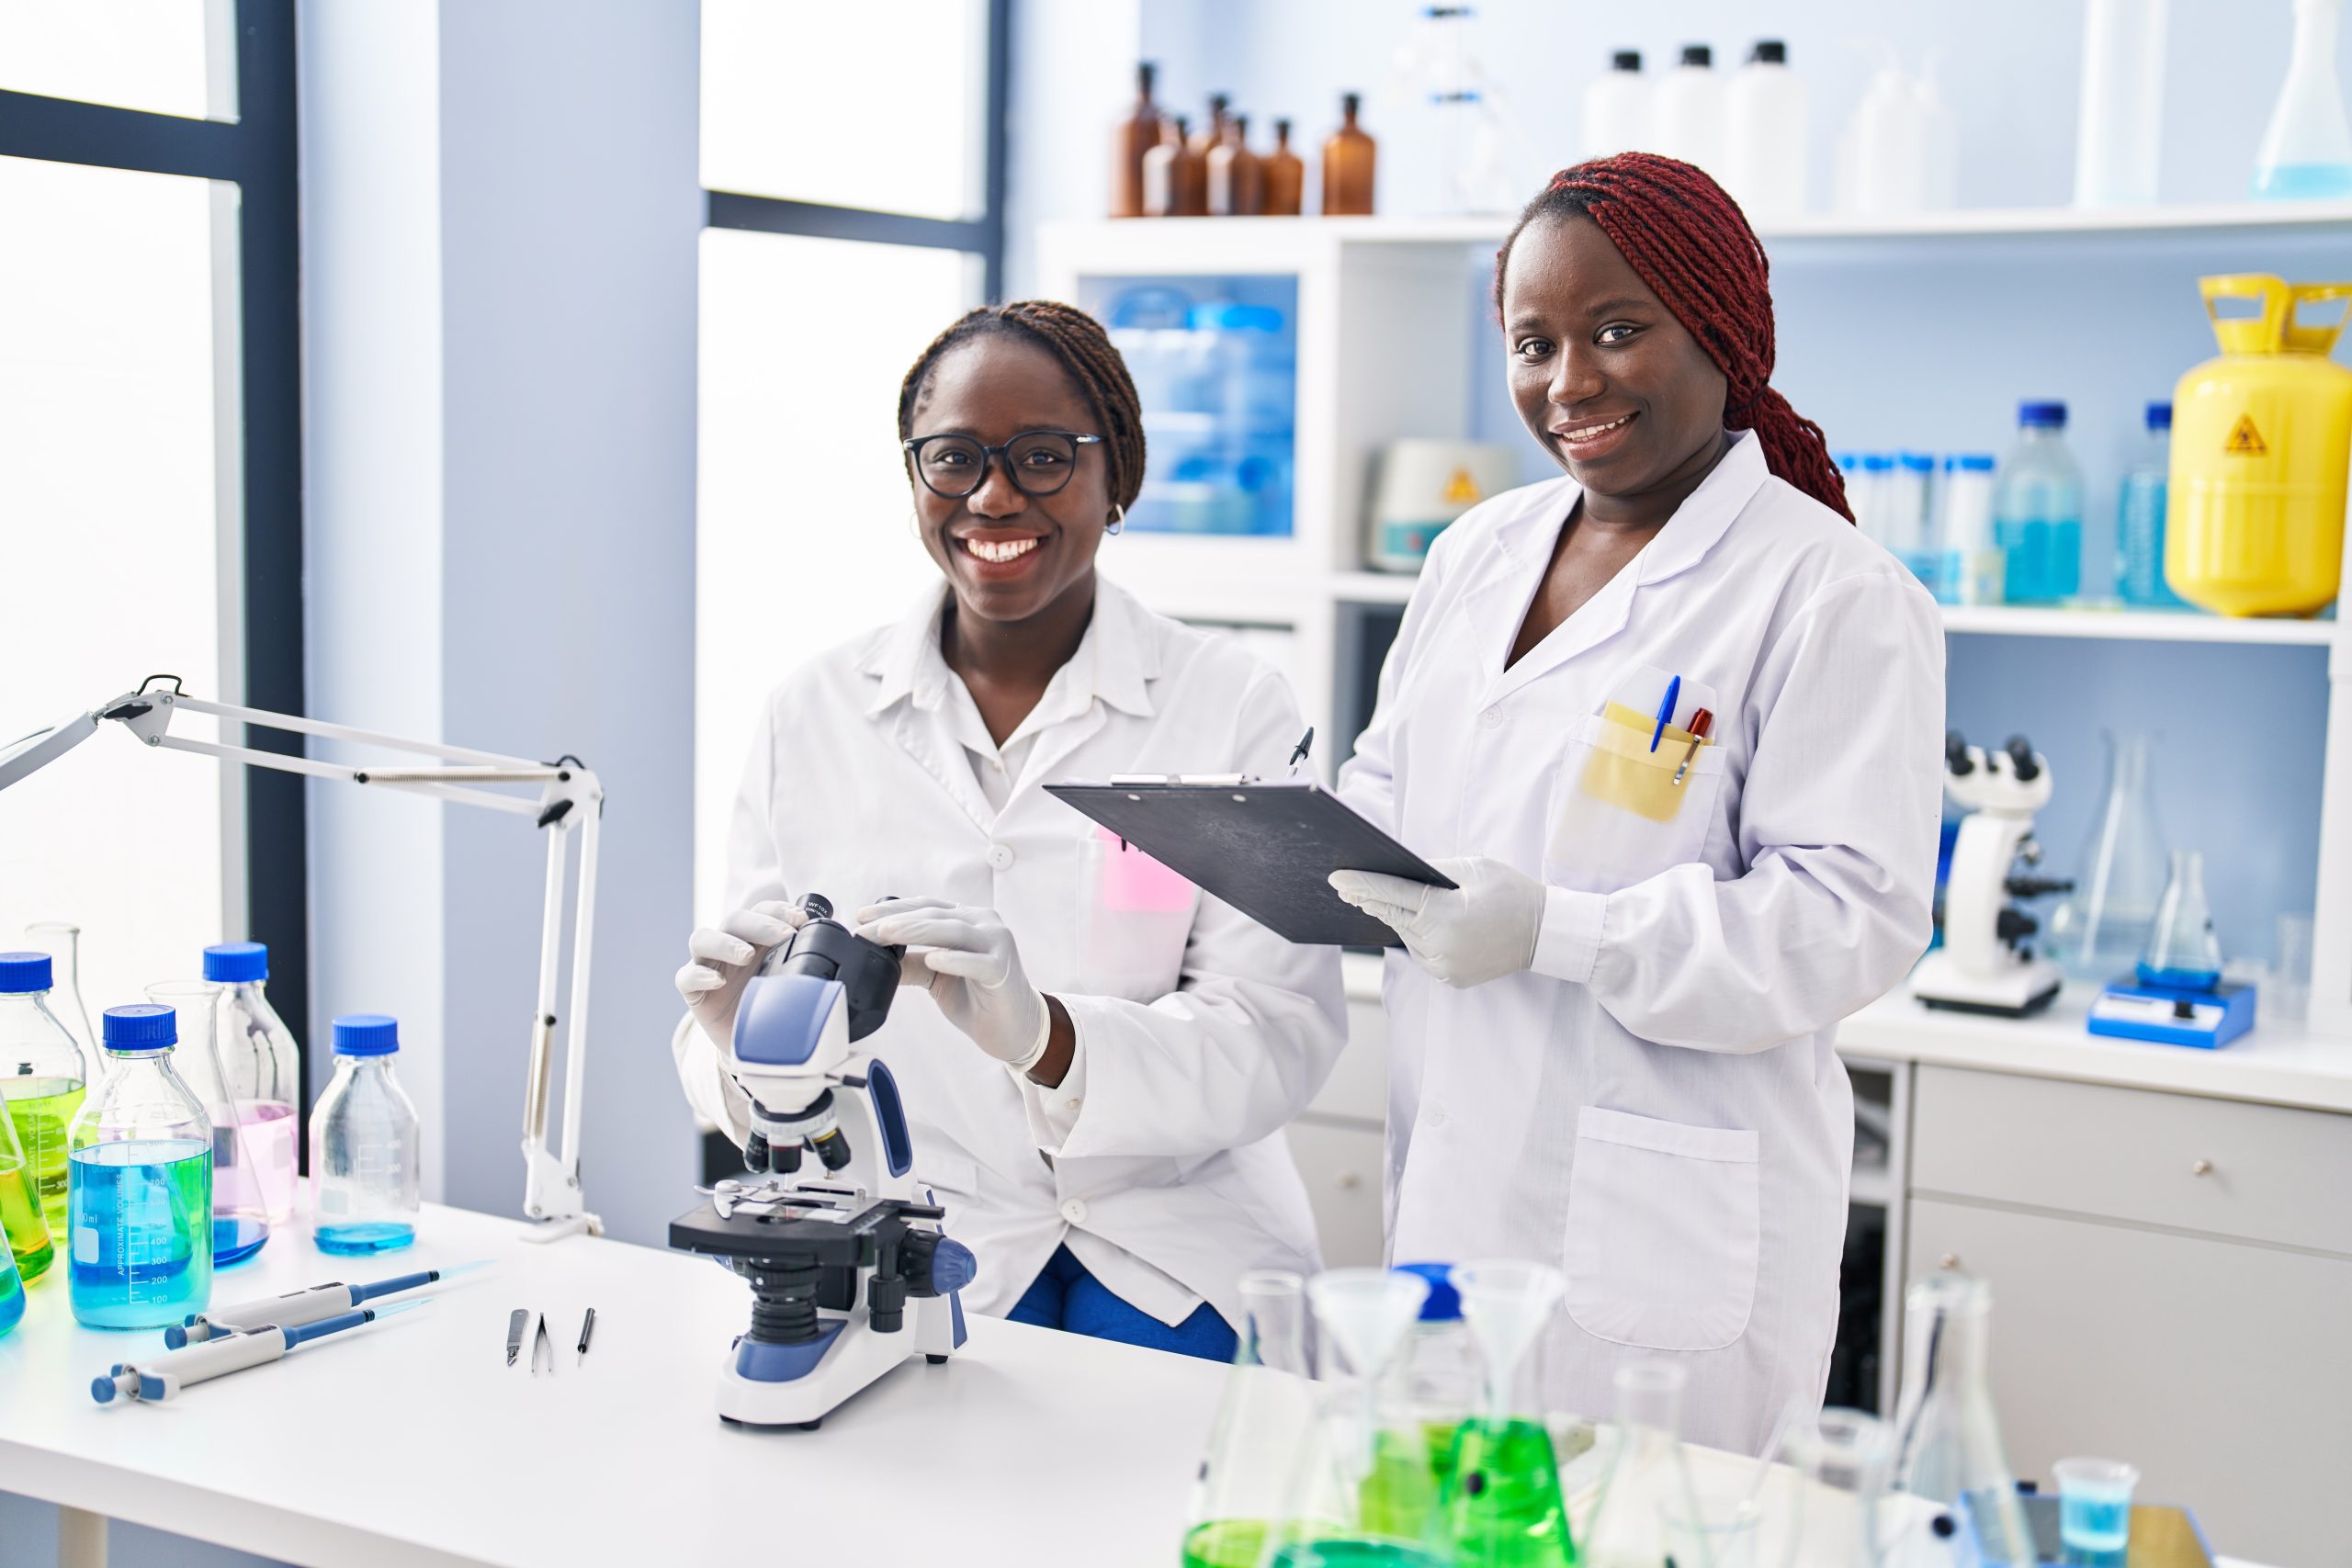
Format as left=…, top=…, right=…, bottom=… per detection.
left=902, top=430, right=1104, bottom=499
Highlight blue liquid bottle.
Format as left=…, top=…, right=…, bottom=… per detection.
left=1993, top=400, right=2085, bottom=604
left=67, top=1004, right=214, bottom=1330
left=311, top=1015, right=420, bottom=1256
left=2116, top=401, right=2188, bottom=608
left=0, top=1231, right=22, bottom=1337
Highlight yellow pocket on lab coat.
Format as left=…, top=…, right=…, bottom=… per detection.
left=1544, top=709, right=1726, bottom=894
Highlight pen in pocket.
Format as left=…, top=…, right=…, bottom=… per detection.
left=1670, top=709, right=1715, bottom=786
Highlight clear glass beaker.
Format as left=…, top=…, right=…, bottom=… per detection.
left=1582, top=1361, right=1713, bottom=1568
left=2137, top=850, right=2223, bottom=991
left=1770, top=1407, right=1897, bottom=1568
left=67, top=1004, right=214, bottom=1330
left=2253, top=0, right=2352, bottom=199
left=0, top=950, right=93, bottom=1233
left=1184, top=1271, right=1322, bottom=1568
left=2047, top=732, right=2168, bottom=981
left=148, top=980, right=270, bottom=1265
left=23, top=922, right=98, bottom=1064
left=1443, top=1260, right=1574, bottom=1567
left=1889, top=1274, right=2032, bottom=1566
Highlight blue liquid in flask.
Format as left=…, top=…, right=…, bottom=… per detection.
left=0, top=1248, right=23, bottom=1338
left=68, top=1138, right=212, bottom=1330
left=316, top=1220, right=415, bottom=1256
left=214, top=1213, right=270, bottom=1267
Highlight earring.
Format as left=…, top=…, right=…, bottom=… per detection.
left=1105, top=504, right=1125, bottom=536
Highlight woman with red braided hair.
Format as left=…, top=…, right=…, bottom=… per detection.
left=1331, top=156, right=1944, bottom=1450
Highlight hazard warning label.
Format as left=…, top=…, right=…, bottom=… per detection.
left=2224, top=413, right=2267, bottom=456
left=1442, top=466, right=1483, bottom=505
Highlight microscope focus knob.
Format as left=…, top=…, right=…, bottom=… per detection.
left=901, top=1230, right=979, bottom=1297
left=1996, top=908, right=2039, bottom=942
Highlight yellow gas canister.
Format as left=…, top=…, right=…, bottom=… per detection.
left=2166, top=274, right=2352, bottom=616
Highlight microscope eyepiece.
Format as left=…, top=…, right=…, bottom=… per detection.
left=798, top=893, right=834, bottom=923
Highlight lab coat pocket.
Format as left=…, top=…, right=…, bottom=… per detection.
left=1076, top=827, right=1197, bottom=1001
left=1563, top=1106, right=1759, bottom=1352
left=1544, top=711, right=1726, bottom=894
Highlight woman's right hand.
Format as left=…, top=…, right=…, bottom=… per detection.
left=674, top=900, right=808, bottom=1049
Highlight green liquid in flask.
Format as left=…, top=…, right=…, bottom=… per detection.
left=0, top=1155, right=53, bottom=1281
left=1444, top=1418, right=1575, bottom=1567
left=5, top=1078, right=85, bottom=1232
left=1183, top=1517, right=1272, bottom=1568
left=1423, top=1421, right=1463, bottom=1492
left=1268, top=1542, right=1452, bottom=1568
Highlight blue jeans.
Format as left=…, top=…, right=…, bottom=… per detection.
left=1008, top=1245, right=1237, bottom=1362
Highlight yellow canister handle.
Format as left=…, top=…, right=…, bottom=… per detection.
left=2201, top=274, right=2290, bottom=355
left=2285, top=282, right=2352, bottom=357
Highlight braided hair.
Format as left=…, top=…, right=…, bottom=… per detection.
left=896, top=300, right=1148, bottom=514
left=1494, top=153, right=1851, bottom=522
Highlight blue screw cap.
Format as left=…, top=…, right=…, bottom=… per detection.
left=0, top=953, right=53, bottom=993
left=202, top=942, right=268, bottom=983
left=103, top=1004, right=177, bottom=1051
left=333, top=1014, right=401, bottom=1055
left=2146, top=400, right=2173, bottom=432
left=1394, top=1261, right=1463, bottom=1322
left=2018, top=400, right=2067, bottom=428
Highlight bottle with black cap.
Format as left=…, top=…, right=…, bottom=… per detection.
left=1581, top=48, right=1651, bottom=159
left=1725, top=39, right=1811, bottom=220
left=1656, top=42, right=1724, bottom=175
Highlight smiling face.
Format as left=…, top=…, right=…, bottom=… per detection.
left=905, top=333, right=1113, bottom=627
left=1500, top=212, right=1730, bottom=508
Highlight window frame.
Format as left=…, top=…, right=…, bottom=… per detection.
left=0, top=1, right=309, bottom=1065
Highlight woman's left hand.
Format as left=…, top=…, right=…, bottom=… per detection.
left=1330, top=856, right=1544, bottom=987
left=855, top=897, right=1052, bottom=1069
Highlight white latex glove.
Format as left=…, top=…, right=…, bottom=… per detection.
left=673, top=900, right=809, bottom=1049
left=854, top=897, right=1051, bottom=1071
left=1329, top=856, right=1544, bottom=988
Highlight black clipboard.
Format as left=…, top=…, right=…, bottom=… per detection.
left=1046, top=778, right=1456, bottom=947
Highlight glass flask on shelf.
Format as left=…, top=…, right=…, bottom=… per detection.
left=1207, top=114, right=1265, bottom=216
left=2137, top=850, right=2224, bottom=990
left=1442, top=1260, right=1574, bottom=1568
left=1991, top=400, right=2085, bottom=604
left=1110, top=61, right=1162, bottom=218
left=22, top=921, right=98, bottom=1065
left=1182, top=1271, right=1322, bottom=1568
left=147, top=980, right=268, bottom=1266
left=1889, top=1274, right=2033, bottom=1566
left=1322, top=92, right=1377, bottom=215
left=0, top=1069, right=53, bottom=1284
left=2253, top=0, right=2352, bottom=199
left=0, top=949, right=93, bottom=1233
left=1193, top=94, right=1231, bottom=161
left=203, top=943, right=302, bottom=1225
left=2047, top=732, right=2169, bottom=982
left=1143, top=117, right=1208, bottom=218
left=67, top=1005, right=214, bottom=1330
left=1263, top=118, right=1306, bottom=215
left=2115, top=403, right=2187, bottom=608
left=310, top=1014, right=421, bottom=1255
left=1581, top=1360, right=1712, bottom=1568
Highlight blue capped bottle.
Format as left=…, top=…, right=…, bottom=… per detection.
left=2115, top=401, right=2188, bottom=608
left=311, top=1015, right=420, bottom=1255
left=1992, top=400, right=2085, bottom=604
left=67, top=1005, right=214, bottom=1329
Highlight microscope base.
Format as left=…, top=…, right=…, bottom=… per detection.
left=1911, top=950, right=2064, bottom=1018
left=714, top=1295, right=964, bottom=1428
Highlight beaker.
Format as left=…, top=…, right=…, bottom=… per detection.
left=23, top=922, right=97, bottom=1065
left=1581, top=1361, right=1713, bottom=1568
left=1770, top=1407, right=1896, bottom=1568
left=1269, top=1268, right=1450, bottom=1567
left=0, top=1074, right=53, bottom=1284
left=67, top=1005, right=214, bottom=1330
left=1442, top=1260, right=1574, bottom=1567
left=2137, top=850, right=2223, bottom=991
left=148, top=980, right=269, bottom=1265
left=0, top=950, right=93, bottom=1233
left=1184, top=1271, right=1322, bottom=1568
left=1889, top=1274, right=2032, bottom=1566
left=2046, top=733, right=2168, bottom=981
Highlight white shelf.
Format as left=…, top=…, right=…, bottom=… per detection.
left=1330, top=570, right=1418, bottom=605
left=1939, top=604, right=2340, bottom=646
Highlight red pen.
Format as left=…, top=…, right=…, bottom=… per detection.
left=1670, top=708, right=1714, bottom=785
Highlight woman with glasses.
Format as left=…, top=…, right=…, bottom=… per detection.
left=671, top=301, right=1344, bottom=1360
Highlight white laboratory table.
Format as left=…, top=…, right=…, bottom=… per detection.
left=0, top=1202, right=1223, bottom=1568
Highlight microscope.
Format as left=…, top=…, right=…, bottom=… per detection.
left=669, top=895, right=977, bottom=1429
left=1911, top=733, right=2074, bottom=1018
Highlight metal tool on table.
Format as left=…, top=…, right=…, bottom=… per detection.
left=1911, top=732, right=2074, bottom=1017
left=93, top=1300, right=434, bottom=1404
left=668, top=894, right=977, bottom=1429
left=170, top=1260, right=489, bottom=1348
left=506, top=1307, right=556, bottom=1372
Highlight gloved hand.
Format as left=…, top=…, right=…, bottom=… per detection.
left=855, top=897, right=1051, bottom=1071
left=1329, top=856, right=1545, bottom=988
left=674, top=900, right=810, bottom=1049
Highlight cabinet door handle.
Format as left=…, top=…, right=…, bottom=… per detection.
left=2190, top=1158, right=2214, bottom=1177
left=1337, top=1172, right=1363, bottom=1191
left=1939, top=1252, right=1961, bottom=1271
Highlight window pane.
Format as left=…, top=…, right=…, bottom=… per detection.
left=0, top=0, right=231, bottom=120
left=0, top=154, right=228, bottom=1020
left=696, top=229, right=973, bottom=918
left=700, top=0, right=983, bottom=220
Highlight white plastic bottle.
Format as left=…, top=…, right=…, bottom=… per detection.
left=2254, top=0, right=2352, bottom=198
left=1724, top=39, right=1809, bottom=221
left=1582, top=50, right=1651, bottom=160
left=1655, top=44, right=1724, bottom=176
left=1838, top=61, right=1928, bottom=215
left=2075, top=0, right=2169, bottom=206
left=1937, top=455, right=2005, bottom=606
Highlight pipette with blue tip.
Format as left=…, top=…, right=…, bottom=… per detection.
left=166, top=1258, right=491, bottom=1347
left=95, top=1298, right=435, bottom=1404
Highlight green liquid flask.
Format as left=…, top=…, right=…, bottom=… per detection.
left=0, top=951, right=94, bottom=1233
left=0, top=1082, right=53, bottom=1283
left=1442, top=1261, right=1575, bottom=1568
left=1182, top=1271, right=1320, bottom=1568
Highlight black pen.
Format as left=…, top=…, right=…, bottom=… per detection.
left=1287, top=727, right=1316, bottom=776
left=576, top=1307, right=596, bottom=1364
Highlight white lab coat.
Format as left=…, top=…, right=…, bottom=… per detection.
left=1339, top=433, right=1944, bottom=1452
left=674, top=578, right=1346, bottom=1336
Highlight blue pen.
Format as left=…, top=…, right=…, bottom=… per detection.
left=1650, top=675, right=1682, bottom=752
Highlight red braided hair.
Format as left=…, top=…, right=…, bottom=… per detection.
left=1494, top=153, right=1851, bottom=523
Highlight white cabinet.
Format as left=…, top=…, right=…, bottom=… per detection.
left=1283, top=1118, right=1385, bottom=1269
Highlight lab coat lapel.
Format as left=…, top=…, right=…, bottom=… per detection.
left=1465, top=478, right=1634, bottom=705
left=888, top=702, right=999, bottom=836
left=860, top=585, right=1000, bottom=836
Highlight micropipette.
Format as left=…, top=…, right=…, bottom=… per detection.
left=167, top=1258, right=489, bottom=1347
left=93, top=1298, right=435, bottom=1404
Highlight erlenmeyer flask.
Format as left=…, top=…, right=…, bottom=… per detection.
left=1889, top=1275, right=2032, bottom=1565
left=1581, top=1361, right=1712, bottom=1568
left=1771, top=1408, right=1895, bottom=1568
left=24, top=922, right=98, bottom=1066
left=0, top=1072, right=53, bottom=1283
left=1268, top=1269, right=1451, bottom=1567
left=146, top=981, right=269, bottom=1265
left=2046, top=733, right=2168, bottom=981
left=2137, top=850, right=2223, bottom=991
left=1442, top=1260, right=1574, bottom=1567
left=1184, top=1272, right=1322, bottom=1568
left=1390, top=1262, right=1479, bottom=1495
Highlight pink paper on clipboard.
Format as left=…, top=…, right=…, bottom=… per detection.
left=1095, top=825, right=1195, bottom=912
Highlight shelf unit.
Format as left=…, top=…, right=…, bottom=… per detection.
left=1041, top=208, right=2352, bottom=1038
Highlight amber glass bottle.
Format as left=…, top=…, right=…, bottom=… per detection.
left=1142, top=116, right=1207, bottom=217
left=1206, top=114, right=1265, bottom=216
left=1191, top=93, right=1229, bottom=161
left=1321, top=91, right=1376, bottom=215
left=1109, top=62, right=1161, bottom=218
left=1261, top=118, right=1305, bottom=216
